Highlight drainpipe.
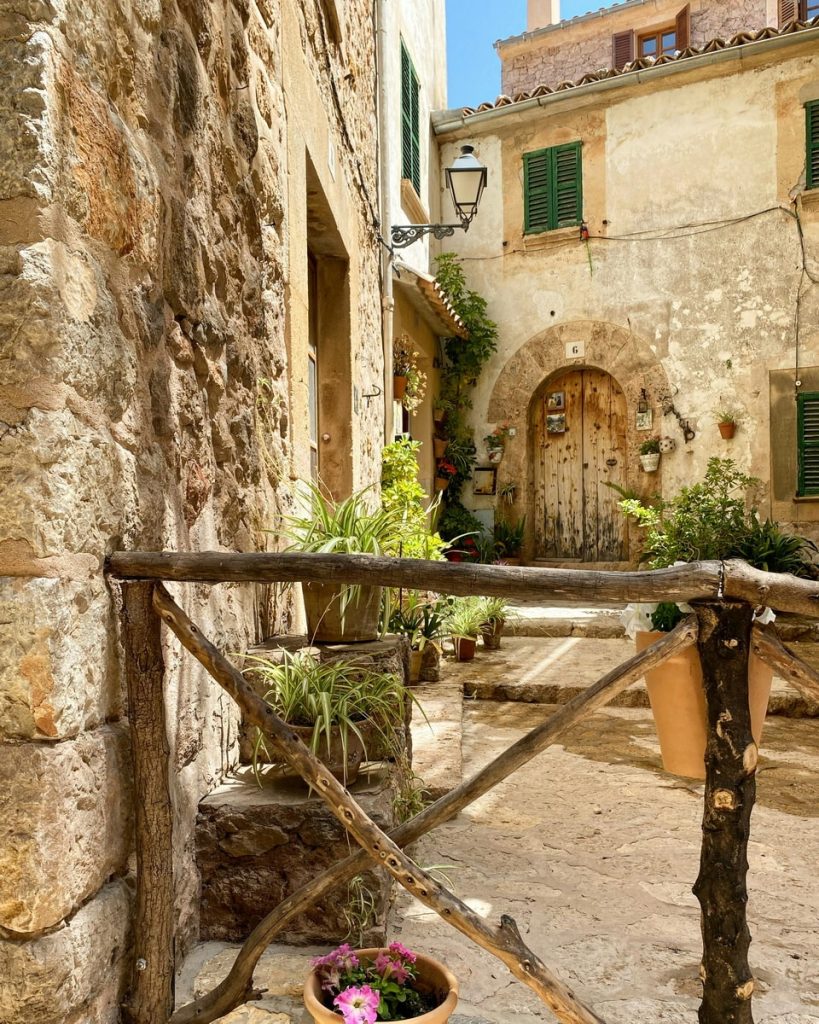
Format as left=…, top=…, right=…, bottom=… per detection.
left=376, top=0, right=394, bottom=444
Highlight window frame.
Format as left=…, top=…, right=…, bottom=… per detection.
left=523, top=141, right=584, bottom=235
left=807, top=99, right=819, bottom=192
left=400, top=40, right=421, bottom=196
left=797, top=391, right=819, bottom=496
left=637, top=26, right=677, bottom=57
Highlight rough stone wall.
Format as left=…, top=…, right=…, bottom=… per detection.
left=0, top=0, right=381, bottom=1021
left=499, top=0, right=771, bottom=99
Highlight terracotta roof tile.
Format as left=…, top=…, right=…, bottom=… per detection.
left=461, top=17, right=819, bottom=116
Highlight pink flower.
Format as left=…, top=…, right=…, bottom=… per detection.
left=334, top=984, right=380, bottom=1024
left=373, top=953, right=409, bottom=984
left=388, top=940, right=417, bottom=964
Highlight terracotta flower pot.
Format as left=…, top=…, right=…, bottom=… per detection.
left=304, top=948, right=459, bottom=1024
left=393, top=375, right=408, bottom=400
left=433, top=438, right=448, bottom=459
left=302, top=582, right=382, bottom=643
left=481, top=619, right=504, bottom=650
left=635, top=631, right=773, bottom=779
left=434, top=476, right=449, bottom=491
left=639, top=453, right=660, bottom=472
left=452, top=636, right=477, bottom=662
left=719, top=422, right=736, bottom=439
left=433, top=407, right=446, bottom=425
left=409, top=648, right=423, bottom=683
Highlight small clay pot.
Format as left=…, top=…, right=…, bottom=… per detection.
left=433, top=438, right=448, bottom=459
left=452, top=636, right=477, bottom=661
left=434, top=476, right=449, bottom=491
left=393, top=375, right=408, bottom=400
left=486, top=447, right=504, bottom=464
left=481, top=619, right=504, bottom=650
left=718, top=422, right=736, bottom=439
left=640, top=453, right=660, bottom=472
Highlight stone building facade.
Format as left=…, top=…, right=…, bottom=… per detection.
left=0, top=0, right=384, bottom=1020
left=499, top=0, right=784, bottom=99
left=435, top=9, right=819, bottom=565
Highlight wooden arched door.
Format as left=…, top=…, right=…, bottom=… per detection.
left=532, top=367, right=628, bottom=562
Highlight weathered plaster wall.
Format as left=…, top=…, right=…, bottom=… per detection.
left=0, top=0, right=382, bottom=1019
left=437, top=43, right=819, bottom=557
left=498, top=0, right=771, bottom=99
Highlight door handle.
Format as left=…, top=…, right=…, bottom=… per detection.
left=606, top=458, right=617, bottom=467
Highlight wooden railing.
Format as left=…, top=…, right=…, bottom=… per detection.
left=106, top=553, right=819, bottom=1024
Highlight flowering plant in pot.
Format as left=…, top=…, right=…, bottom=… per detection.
left=245, top=652, right=410, bottom=785
left=434, top=460, right=457, bottom=492
left=286, top=482, right=402, bottom=642
left=483, top=421, right=511, bottom=464
left=403, top=363, right=427, bottom=414
left=619, top=458, right=817, bottom=778
left=305, top=942, right=458, bottom=1024
left=393, top=334, right=415, bottom=400
left=638, top=437, right=661, bottom=472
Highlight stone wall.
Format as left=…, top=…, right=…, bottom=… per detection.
left=498, top=0, right=771, bottom=99
left=0, top=0, right=382, bottom=1020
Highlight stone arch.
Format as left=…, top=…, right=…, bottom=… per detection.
left=488, top=320, right=672, bottom=564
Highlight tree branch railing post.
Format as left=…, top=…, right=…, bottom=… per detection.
left=104, top=552, right=819, bottom=1024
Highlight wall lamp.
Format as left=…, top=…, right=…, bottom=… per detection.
left=390, top=145, right=488, bottom=249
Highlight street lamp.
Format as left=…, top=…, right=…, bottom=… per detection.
left=390, top=145, right=488, bottom=249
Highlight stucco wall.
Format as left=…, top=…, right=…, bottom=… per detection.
left=437, top=42, right=819, bottom=559
left=498, top=0, right=772, bottom=100
left=0, top=0, right=382, bottom=1020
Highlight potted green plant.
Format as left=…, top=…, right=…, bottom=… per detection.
left=305, top=941, right=458, bottom=1024
left=432, top=436, right=448, bottom=460
left=286, top=483, right=401, bottom=643
left=245, top=652, right=410, bottom=785
left=638, top=437, right=661, bottom=472
left=389, top=600, right=445, bottom=683
left=477, top=596, right=511, bottom=650
left=432, top=399, right=447, bottom=426
left=718, top=410, right=737, bottom=439
left=493, top=515, right=525, bottom=565
left=619, top=459, right=817, bottom=778
left=445, top=597, right=485, bottom=662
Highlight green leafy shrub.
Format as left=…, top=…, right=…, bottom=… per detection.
left=381, top=439, right=445, bottom=560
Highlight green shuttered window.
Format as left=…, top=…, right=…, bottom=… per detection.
left=523, top=142, right=583, bottom=233
left=797, top=392, right=819, bottom=495
left=401, top=42, right=421, bottom=194
left=807, top=100, right=819, bottom=191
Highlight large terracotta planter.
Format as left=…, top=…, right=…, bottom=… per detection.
left=452, top=636, right=477, bottom=662
left=303, top=582, right=382, bottom=643
left=636, top=631, right=773, bottom=779
left=304, top=948, right=458, bottom=1024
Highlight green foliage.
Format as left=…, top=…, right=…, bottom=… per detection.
left=342, top=875, right=379, bottom=946
left=494, top=515, right=526, bottom=558
left=388, top=598, right=446, bottom=650
left=381, top=439, right=446, bottom=560
left=437, top=502, right=484, bottom=544
left=477, top=596, right=511, bottom=626
left=731, top=518, right=819, bottom=578
left=285, top=481, right=400, bottom=555
left=245, top=652, right=410, bottom=775
left=620, top=458, right=759, bottom=568
left=650, top=602, right=684, bottom=632
left=639, top=437, right=661, bottom=455
left=445, top=597, right=487, bottom=639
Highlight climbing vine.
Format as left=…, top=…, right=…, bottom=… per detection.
left=433, top=254, right=498, bottom=545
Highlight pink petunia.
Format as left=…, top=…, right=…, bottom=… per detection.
left=388, top=940, right=417, bottom=964
left=334, top=984, right=380, bottom=1024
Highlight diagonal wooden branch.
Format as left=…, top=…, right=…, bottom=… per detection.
left=751, top=622, right=819, bottom=703
left=167, top=596, right=697, bottom=1024
left=152, top=582, right=605, bottom=1024
left=106, top=551, right=819, bottom=617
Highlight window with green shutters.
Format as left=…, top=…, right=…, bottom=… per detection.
left=797, top=392, right=819, bottom=495
left=401, top=42, right=421, bottom=195
left=807, top=100, right=819, bottom=191
left=523, top=142, right=583, bottom=233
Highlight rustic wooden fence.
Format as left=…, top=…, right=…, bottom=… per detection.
left=106, top=552, right=819, bottom=1024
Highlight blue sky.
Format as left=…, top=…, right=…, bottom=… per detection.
left=445, top=1, right=619, bottom=109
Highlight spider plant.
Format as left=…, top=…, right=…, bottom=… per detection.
left=245, top=651, right=409, bottom=778
left=477, top=596, right=511, bottom=626
left=445, top=597, right=486, bottom=640
left=389, top=598, right=446, bottom=651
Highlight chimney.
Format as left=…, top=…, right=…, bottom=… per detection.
left=527, top=0, right=561, bottom=31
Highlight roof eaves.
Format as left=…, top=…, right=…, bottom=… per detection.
left=393, top=261, right=469, bottom=340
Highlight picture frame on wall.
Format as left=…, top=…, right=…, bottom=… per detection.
left=546, top=413, right=566, bottom=434
left=636, top=409, right=653, bottom=431
left=547, top=391, right=565, bottom=410
left=473, top=467, right=498, bottom=496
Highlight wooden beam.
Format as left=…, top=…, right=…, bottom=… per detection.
left=169, top=614, right=698, bottom=1024
left=693, top=603, right=757, bottom=1024
left=751, top=622, right=819, bottom=703
left=105, top=551, right=819, bottom=617
left=120, top=583, right=175, bottom=1024
left=151, top=583, right=606, bottom=1024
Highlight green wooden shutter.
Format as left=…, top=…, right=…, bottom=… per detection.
left=797, top=392, right=819, bottom=495
left=400, top=42, right=421, bottom=194
left=551, top=142, right=583, bottom=228
left=807, top=100, right=819, bottom=191
left=523, top=149, right=551, bottom=233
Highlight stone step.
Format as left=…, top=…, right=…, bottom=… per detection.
left=195, top=765, right=399, bottom=947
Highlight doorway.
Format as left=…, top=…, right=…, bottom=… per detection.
left=532, top=367, right=628, bottom=562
